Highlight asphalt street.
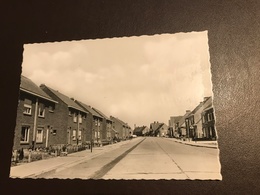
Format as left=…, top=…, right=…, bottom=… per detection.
left=38, top=137, right=221, bottom=180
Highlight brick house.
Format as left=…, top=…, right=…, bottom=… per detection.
left=13, top=76, right=58, bottom=150
left=110, top=116, right=130, bottom=140
left=150, top=122, right=169, bottom=137
left=92, top=107, right=113, bottom=142
left=175, top=110, right=191, bottom=138
left=185, top=97, right=213, bottom=140
left=75, top=101, right=104, bottom=144
left=201, top=106, right=217, bottom=140
left=133, top=126, right=149, bottom=136
left=40, top=85, right=88, bottom=146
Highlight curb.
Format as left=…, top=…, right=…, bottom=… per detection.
left=25, top=138, right=140, bottom=178
left=171, top=139, right=218, bottom=149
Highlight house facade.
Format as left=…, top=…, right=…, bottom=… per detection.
left=175, top=110, right=191, bottom=138
left=93, top=107, right=113, bottom=142
left=110, top=116, right=130, bottom=140
left=201, top=106, right=217, bottom=140
left=150, top=122, right=169, bottom=137
left=75, top=101, right=104, bottom=144
left=185, top=97, right=213, bottom=140
left=168, top=116, right=182, bottom=137
left=40, top=85, right=88, bottom=146
left=133, top=126, right=149, bottom=136
left=13, top=76, right=58, bottom=150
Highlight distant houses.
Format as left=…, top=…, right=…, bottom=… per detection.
left=13, top=75, right=133, bottom=151
left=133, top=126, right=149, bottom=136
left=149, top=122, right=169, bottom=137
left=110, top=116, right=131, bottom=140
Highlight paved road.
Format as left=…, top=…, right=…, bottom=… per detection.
left=40, top=137, right=221, bottom=180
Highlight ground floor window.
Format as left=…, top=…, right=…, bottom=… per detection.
left=21, top=126, right=30, bottom=143
left=36, top=128, right=43, bottom=143
left=72, top=130, right=76, bottom=141
left=78, top=130, right=82, bottom=141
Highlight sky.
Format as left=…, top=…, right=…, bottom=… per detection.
left=22, top=31, right=213, bottom=129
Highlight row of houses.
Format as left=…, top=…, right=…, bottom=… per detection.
left=168, top=96, right=217, bottom=141
left=13, top=75, right=132, bottom=150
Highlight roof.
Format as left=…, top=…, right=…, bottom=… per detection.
left=20, top=75, right=57, bottom=103
left=75, top=101, right=103, bottom=118
left=133, top=126, right=148, bottom=134
left=178, top=112, right=192, bottom=127
left=150, top=122, right=164, bottom=131
left=40, top=85, right=86, bottom=113
left=110, top=116, right=129, bottom=128
left=92, top=107, right=112, bottom=122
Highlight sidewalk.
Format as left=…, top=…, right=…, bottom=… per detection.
left=166, top=137, right=218, bottom=149
left=10, top=139, right=137, bottom=178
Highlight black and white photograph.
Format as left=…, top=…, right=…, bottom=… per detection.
left=10, top=31, right=221, bottom=180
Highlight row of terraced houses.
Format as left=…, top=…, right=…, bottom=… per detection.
left=168, top=96, right=217, bottom=141
left=132, top=97, right=217, bottom=141
left=12, top=75, right=132, bottom=150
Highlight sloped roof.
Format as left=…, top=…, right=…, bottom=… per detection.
left=150, top=122, right=163, bottom=131
left=178, top=112, right=192, bottom=127
left=75, top=100, right=103, bottom=118
left=20, top=75, right=57, bottom=103
left=41, top=85, right=86, bottom=113
left=110, top=116, right=129, bottom=127
left=92, top=107, right=112, bottom=122
left=133, top=126, right=146, bottom=134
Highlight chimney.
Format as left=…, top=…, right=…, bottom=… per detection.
left=186, top=110, right=191, bottom=113
left=70, top=97, right=74, bottom=101
left=204, top=97, right=209, bottom=101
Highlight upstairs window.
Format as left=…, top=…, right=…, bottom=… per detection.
left=38, top=104, right=45, bottom=118
left=49, top=105, right=54, bottom=113
left=21, top=126, right=30, bottom=143
left=23, top=99, right=32, bottom=115
left=73, top=113, right=77, bottom=123
left=78, top=114, right=82, bottom=124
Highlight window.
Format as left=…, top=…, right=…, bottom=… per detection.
left=78, top=130, right=82, bottom=141
left=36, top=129, right=43, bottom=143
left=73, top=113, right=77, bottom=123
left=21, top=126, right=30, bottom=143
left=49, top=105, right=54, bottom=112
left=72, top=130, right=76, bottom=140
left=52, top=129, right=57, bottom=135
left=97, top=131, right=100, bottom=138
left=68, top=110, right=72, bottom=116
left=78, top=114, right=82, bottom=124
left=38, top=105, right=45, bottom=117
left=23, top=99, right=32, bottom=115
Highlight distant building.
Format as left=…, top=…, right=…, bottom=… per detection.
left=150, top=122, right=169, bottom=137
left=92, top=107, right=113, bottom=142
left=176, top=110, right=191, bottom=138
left=13, top=76, right=58, bottom=150
left=110, top=116, right=131, bottom=140
left=133, top=126, right=149, bottom=136
left=40, top=85, right=88, bottom=146
left=168, top=116, right=182, bottom=137
left=75, top=101, right=104, bottom=144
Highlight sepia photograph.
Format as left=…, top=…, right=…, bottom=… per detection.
left=10, top=31, right=222, bottom=180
